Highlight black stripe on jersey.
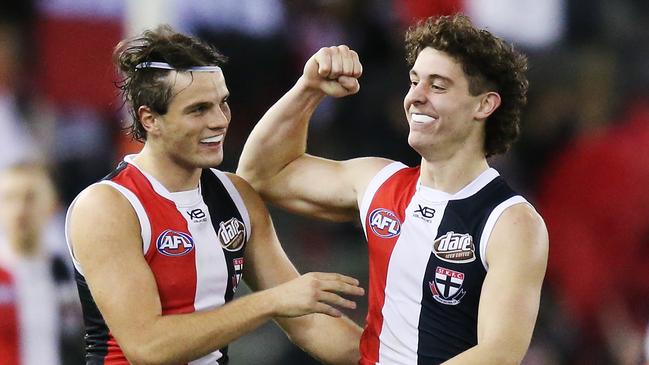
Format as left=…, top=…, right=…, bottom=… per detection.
left=200, top=169, right=247, bottom=364
left=101, top=161, right=129, bottom=182
left=72, top=161, right=130, bottom=364
left=75, top=270, right=109, bottom=365
left=417, top=177, right=517, bottom=364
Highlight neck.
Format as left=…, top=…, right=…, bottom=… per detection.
left=133, top=144, right=202, bottom=192
left=419, top=153, right=489, bottom=194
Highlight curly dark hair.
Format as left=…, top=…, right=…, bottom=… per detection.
left=113, top=25, right=227, bottom=142
left=405, top=14, right=528, bottom=157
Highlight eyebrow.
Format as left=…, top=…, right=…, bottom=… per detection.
left=182, top=101, right=214, bottom=114
left=181, top=93, right=229, bottom=114
left=409, top=70, right=454, bottom=85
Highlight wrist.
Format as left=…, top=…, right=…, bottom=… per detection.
left=295, top=76, right=328, bottom=100
left=253, top=287, right=282, bottom=317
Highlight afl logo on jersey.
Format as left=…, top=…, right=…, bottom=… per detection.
left=218, top=218, right=246, bottom=252
left=156, top=229, right=194, bottom=257
left=369, top=208, right=401, bottom=238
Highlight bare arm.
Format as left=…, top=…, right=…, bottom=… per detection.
left=237, top=45, right=391, bottom=221
left=69, top=182, right=364, bottom=365
left=442, top=204, right=549, bottom=365
left=229, top=173, right=364, bottom=364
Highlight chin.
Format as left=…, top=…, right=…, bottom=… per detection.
left=407, top=134, right=434, bottom=158
left=407, top=133, right=425, bottom=151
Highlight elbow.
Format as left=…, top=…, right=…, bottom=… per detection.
left=472, top=342, right=528, bottom=365
left=122, top=341, right=177, bottom=365
left=235, top=167, right=266, bottom=192
left=489, top=348, right=527, bottom=365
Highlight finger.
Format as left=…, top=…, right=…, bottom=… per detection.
left=316, top=47, right=332, bottom=78
left=314, top=302, right=342, bottom=317
left=339, top=45, right=354, bottom=75
left=329, top=46, right=343, bottom=79
left=326, top=280, right=365, bottom=296
left=351, top=50, right=363, bottom=78
left=317, top=291, right=358, bottom=310
left=338, top=76, right=360, bottom=94
left=313, top=275, right=365, bottom=296
left=311, top=272, right=360, bottom=286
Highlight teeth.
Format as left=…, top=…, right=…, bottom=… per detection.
left=201, top=135, right=223, bottom=143
left=411, top=114, right=435, bottom=124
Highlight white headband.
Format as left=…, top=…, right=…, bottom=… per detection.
left=135, top=61, right=222, bottom=72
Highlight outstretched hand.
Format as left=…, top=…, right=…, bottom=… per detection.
left=302, top=45, right=363, bottom=98
left=269, top=272, right=365, bottom=318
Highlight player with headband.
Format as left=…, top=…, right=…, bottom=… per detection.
left=65, top=25, right=364, bottom=365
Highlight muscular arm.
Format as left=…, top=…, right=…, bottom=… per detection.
left=230, top=173, right=364, bottom=364
left=69, top=182, right=363, bottom=365
left=237, top=46, right=391, bottom=221
left=442, top=204, right=548, bottom=365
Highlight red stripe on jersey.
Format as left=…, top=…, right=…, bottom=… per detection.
left=106, top=164, right=198, bottom=363
left=0, top=267, right=19, bottom=365
left=360, top=167, right=419, bottom=364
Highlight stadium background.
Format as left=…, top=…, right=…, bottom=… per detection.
left=0, top=0, right=648, bottom=364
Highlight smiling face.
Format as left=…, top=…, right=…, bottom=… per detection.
left=142, top=70, right=231, bottom=170
left=404, top=47, right=491, bottom=160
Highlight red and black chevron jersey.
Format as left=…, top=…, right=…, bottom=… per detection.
left=358, top=162, right=528, bottom=365
left=65, top=156, right=250, bottom=365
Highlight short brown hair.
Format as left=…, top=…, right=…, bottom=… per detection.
left=113, top=25, right=227, bottom=141
left=405, top=14, right=528, bottom=157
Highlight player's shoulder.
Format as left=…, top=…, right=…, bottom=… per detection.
left=222, top=172, right=267, bottom=212
left=343, top=157, right=398, bottom=188
left=499, top=203, right=546, bottom=231
left=492, top=202, right=548, bottom=254
left=70, top=182, right=133, bottom=223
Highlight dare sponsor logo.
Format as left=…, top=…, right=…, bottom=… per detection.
left=432, top=231, right=476, bottom=263
left=156, top=229, right=194, bottom=257
left=430, top=266, right=466, bottom=305
left=218, top=218, right=246, bottom=252
left=369, top=208, right=401, bottom=238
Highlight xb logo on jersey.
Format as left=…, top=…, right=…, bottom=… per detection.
left=156, top=229, right=194, bottom=257
left=369, top=208, right=401, bottom=238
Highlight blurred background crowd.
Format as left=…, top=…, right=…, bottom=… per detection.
left=0, top=0, right=647, bottom=364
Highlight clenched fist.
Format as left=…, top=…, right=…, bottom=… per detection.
left=301, top=45, right=363, bottom=98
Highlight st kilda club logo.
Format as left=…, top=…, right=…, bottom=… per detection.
left=218, top=218, right=246, bottom=252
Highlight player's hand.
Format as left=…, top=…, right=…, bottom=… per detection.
left=301, top=45, right=363, bottom=98
left=268, top=272, right=365, bottom=318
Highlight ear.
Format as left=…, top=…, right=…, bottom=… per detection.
left=475, top=92, right=501, bottom=120
left=137, top=105, right=159, bottom=135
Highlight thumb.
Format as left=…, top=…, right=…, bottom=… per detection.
left=338, top=76, right=360, bottom=94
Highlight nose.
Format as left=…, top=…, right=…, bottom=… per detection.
left=405, top=82, right=427, bottom=107
left=208, top=104, right=230, bottom=129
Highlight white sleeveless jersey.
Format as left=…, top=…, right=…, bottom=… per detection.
left=358, top=162, right=528, bottom=364
left=65, top=157, right=250, bottom=365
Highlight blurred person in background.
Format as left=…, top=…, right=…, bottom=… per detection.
left=0, top=19, right=39, bottom=170
left=66, top=25, right=364, bottom=365
left=537, top=96, right=649, bottom=365
left=0, top=163, right=82, bottom=365
left=239, top=14, right=548, bottom=365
